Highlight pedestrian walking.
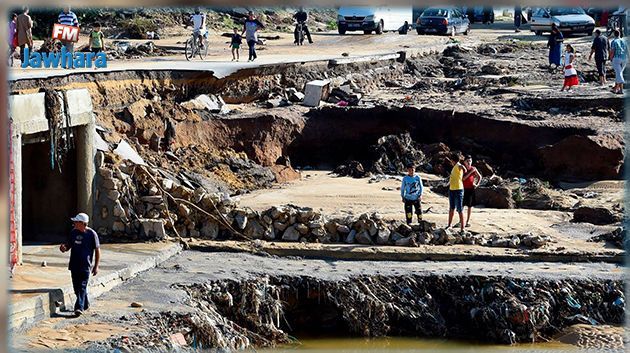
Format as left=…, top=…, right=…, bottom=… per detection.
left=59, top=213, right=100, bottom=317
left=58, top=6, right=79, bottom=54
left=242, top=11, right=264, bottom=62
left=462, top=156, right=482, bottom=228
left=16, top=6, right=33, bottom=66
left=561, top=44, right=579, bottom=91
left=230, top=27, right=242, bottom=61
left=514, top=6, right=522, bottom=33
left=609, top=30, right=627, bottom=94
left=547, top=24, right=564, bottom=69
left=8, top=13, right=18, bottom=66
left=589, top=29, right=610, bottom=85
left=401, top=164, right=423, bottom=225
left=446, top=158, right=466, bottom=233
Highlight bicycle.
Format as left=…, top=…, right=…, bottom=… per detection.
left=185, top=30, right=209, bottom=61
left=295, top=22, right=305, bottom=45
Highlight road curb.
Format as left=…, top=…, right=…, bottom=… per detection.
left=189, top=240, right=624, bottom=264
left=9, top=242, right=183, bottom=333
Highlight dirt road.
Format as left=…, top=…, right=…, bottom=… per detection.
left=9, top=21, right=600, bottom=81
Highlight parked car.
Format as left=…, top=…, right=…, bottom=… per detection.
left=416, top=7, right=470, bottom=36
left=530, top=7, right=595, bottom=36
left=337, top=6, right=413, bottom=35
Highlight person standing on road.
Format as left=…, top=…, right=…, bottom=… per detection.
left=242, top=11, right=264, bottom=62
left=16, top=6, right=33, bottom=66
left=8, top=13, right=18, bottom=66
left=401, top=164, right=423, bottom=225
left=59, top=213, right=100, bottom=317
left=589, top=29, right=609, bottom=85
left=58, top=6, right=79, bottom=54
left=561, top=44, right=579, bottom=91
left=230, top=27, right=242, bottom=61
left=462, top=156, right=482, bottom=228
left=398, top=21, right=409, bottom=35
left=610, top=30, right=627, bottom=94
left=547, top=24, right=564, bottom=70
left=446, top=158, right=466, bottom=233
left=514, top=6, right=522, bottom=33
left=293, top=7, right=313, bottom=44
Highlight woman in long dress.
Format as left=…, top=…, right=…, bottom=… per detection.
left=547, top=24, right=564, bottom=70
left=561, top=44, right=579, bottom=91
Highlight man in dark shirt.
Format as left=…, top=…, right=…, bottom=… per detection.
left=293, top=7, right=313, bottom=44
left=589, top=29, right=610, bottom=85
left=60, top=213, right=100, bottom=316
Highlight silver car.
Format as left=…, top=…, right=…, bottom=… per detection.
left=530, top=7, right=595, bottom=36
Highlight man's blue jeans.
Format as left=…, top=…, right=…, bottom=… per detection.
left=71, top=270, right=90, bottom=311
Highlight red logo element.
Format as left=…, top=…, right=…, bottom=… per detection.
left=52, top=24, right=79, bottom=42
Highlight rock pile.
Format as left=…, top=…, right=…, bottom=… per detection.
left=94, top=152, right=552, bottom=250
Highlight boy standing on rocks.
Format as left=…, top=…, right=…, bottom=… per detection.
left=447, top=158, right=466, bottom=233
left=401, top=164, right=423, bottom=225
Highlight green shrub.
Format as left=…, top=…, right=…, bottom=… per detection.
left=122, top=17, right=159, bottom=39
left=326, top=20, right=337, bottom=30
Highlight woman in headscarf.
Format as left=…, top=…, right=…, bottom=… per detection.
left=547, top=23, right=564, bottom=70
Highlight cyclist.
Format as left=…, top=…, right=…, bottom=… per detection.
left=190, top=7, right=207, bottom=49
left=293, top=7, right=313, bottom=44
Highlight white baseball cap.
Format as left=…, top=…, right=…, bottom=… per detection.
left=71, top=213, right=89, bottom=223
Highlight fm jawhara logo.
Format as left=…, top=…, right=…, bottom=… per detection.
left=21, top=23, right=107, bottom=69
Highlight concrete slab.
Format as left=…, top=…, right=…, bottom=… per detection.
left=65, top=89, right=94, bottom=127
left=9, top=241, right=182, bottom=332
left=9, top=93, right=48, bottom=135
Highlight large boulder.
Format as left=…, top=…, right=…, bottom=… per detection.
left=475, top=186, right=514, bottom=209
left=573, top=207, right=622, bottom=225
left=282, top=225, right=301, bottom=241
left=539, top=134, right=623, bottom=181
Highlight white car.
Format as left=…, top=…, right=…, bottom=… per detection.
left=337, top=7, right=413, bottom=34
left=530, top=7, right=595, bottom=36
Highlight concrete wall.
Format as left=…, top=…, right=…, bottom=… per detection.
left=9, top=89, right=96, bottom=263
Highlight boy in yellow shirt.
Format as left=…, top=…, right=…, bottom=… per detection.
left=446, top=158, right=466, bottom=232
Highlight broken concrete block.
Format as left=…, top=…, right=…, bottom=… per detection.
left=286, top=89, right=305, bottom=102
left=140, top=219, right=167, bottom=240
left=141, top=195, right=163, bottom=204
left=181, top=94, right=227, bottom=113
left=302, top=80, right=330, bottom=107
left=113, top=140, right=146, bottom=166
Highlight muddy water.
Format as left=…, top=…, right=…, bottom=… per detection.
left=253, top=337, right=577, bottom=352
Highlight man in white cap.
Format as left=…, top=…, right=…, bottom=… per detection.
left=60, top=212, right=100, bottom=316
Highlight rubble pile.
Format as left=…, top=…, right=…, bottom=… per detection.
left=334, top=133, right=425, bottom=177
left=589, top=227, right=625, bottom=249
left=98, top=275, right=624, bottom=350
left=106, top=41, right=175, bottom=59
